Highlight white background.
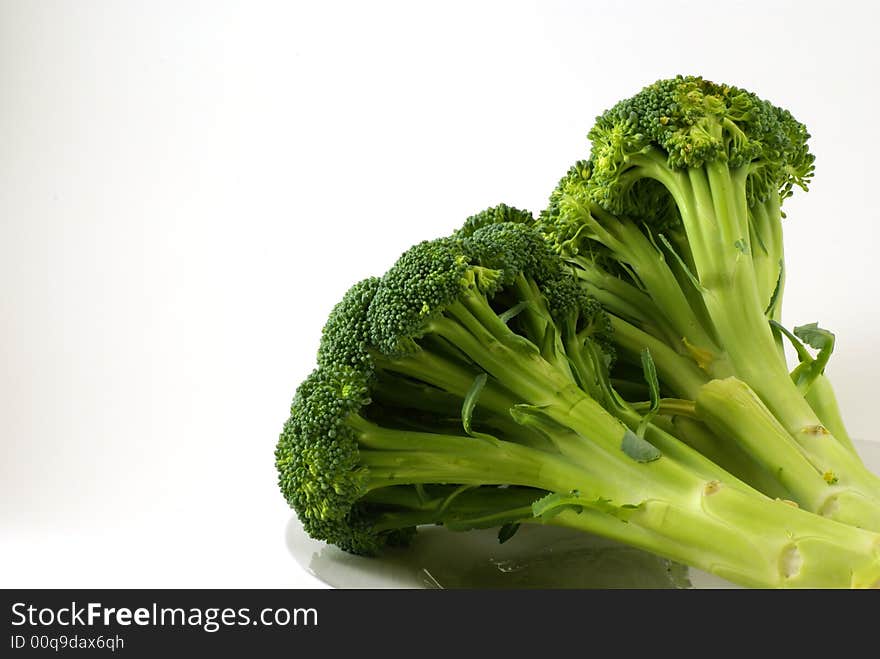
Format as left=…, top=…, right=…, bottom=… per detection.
left=2, top=0, right=878, bottom=588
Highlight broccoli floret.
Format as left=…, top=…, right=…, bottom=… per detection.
left=317, top=277, right=380, bottom=370
left=275, top=366, right=379, bottom=554
left=583, top=75, right=808, bottom=330
left=457, top=203, right=534, bottom=238
left=587, top=75, right=814, bottom=209
left=540, top=75, right=880, bottom=525
left=276, top=220, right=880, bottom=586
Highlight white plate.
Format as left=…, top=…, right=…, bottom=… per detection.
left=286, top=440, right=880, bottom=589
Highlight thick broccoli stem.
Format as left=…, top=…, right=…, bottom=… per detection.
left=560, top=323, right=788, bottom=497
left=746, top=195, right=857, bottom=456
left=606, top=314, right=707, bottom=399
left=668, top=416, right=792, bottom=500
left=432, top=287, right=779, bottom=502
left=354, top=401, right=683, bottom=512
left=343, top=288, right=880, bottom=586
left=570, top=258, right=681, bottom=346
left=356, top=411, right=880, bottom=587
left=430, top=297, right=636, bottom=457
left=353, top=391, right=880, bottom=587
left=698, top=220, right=877, bottom=494
left=596, top=290, right=861, bottom=503
left=728, top=192, right=858, bottom=458
left=542, top=488, right=880, bottom=588
left=613, top=407, right=763, bottom=495
left=632, top=155, right=880, bottom=503
left=364, top=431, right=880, bottom=588
left=696, top=377, right=880, bottom=530
left=567, top=174, right=859, bottom=460
left=422, top=290, right=764, bottom=503
left=607, top=331, right=795, bottom=500
left=350, top=413, right=595, bottom=493
left=565, top=204, right=722, bottom=360
left=368, top=372, right=554, bottom=451
left=598, top=210, right=716, bottom=352
left=573, top=297, right=866, bottom=510
left=601, top=311, right=861, bottom=506
left=510, top=273, right=576, bottom=382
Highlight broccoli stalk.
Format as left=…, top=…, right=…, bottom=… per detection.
left=539, top=76, right=880, bottom=517
left=276, top=223, right=880, bottom=587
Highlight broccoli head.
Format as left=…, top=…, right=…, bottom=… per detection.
left=276, top=216, right=880, bottom=586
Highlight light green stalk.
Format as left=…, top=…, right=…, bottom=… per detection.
left=626, top=153, right=880, bottom=503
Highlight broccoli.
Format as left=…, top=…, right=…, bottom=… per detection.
left=539, top=76, right=880, bottom=527
left=276, top=221, right=880, bottom=587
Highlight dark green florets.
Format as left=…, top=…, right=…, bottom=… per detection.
left=275, top=365, right=377, bottom=554
left=591, top=76, right=772, bottom=169
left=278, top=217, right=617, bottom=555
left=461, top=223, right=614, bottom=364
left=457, top=203, right=534, bottom=238
left=537, top=160, right=677, bottom=274
left=462, top=222, right=560, bottom=288
left=587, top=75, right=814, bottom=210
left=543, top=161, right=591, bottom=224
left=366, top=223, right=611, bottom=359
left=297, top=496, right=391, bottom=556
left=368, top=237, right=474, bottom=356
left=317, top=277, right=380, bottom=370
left=538, top=160, right=594, bottom=256
left=463, top=222, right=587, bottom=321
